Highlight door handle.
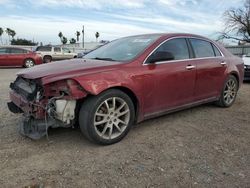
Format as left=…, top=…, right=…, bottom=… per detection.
left=186, top=65, right=196, bottom=70
left=221, top=61, right=227, bottom=65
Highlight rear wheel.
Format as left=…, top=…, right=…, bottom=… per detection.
left=216, top=75, right=238, bottom=107
left=24, top=59, right=35, bottom=68
left=79, top=89, right=135, bottom=145
left=43, top=56, right=52, bottom=63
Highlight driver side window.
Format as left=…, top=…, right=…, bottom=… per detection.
left=153, top=38, right=190, bottom=61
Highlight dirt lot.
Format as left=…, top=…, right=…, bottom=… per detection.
left=0, top=68, right=249, bottom=188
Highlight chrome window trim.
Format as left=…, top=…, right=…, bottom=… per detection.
left=143, top=36, right=224, bottom=66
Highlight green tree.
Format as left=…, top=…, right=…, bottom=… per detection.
left=9, top=29, right=16, bottom=39
left=76, top=31, right=80, bottom=42
left=0, top=27, right=3, bottom=45
left=95, top=32, right=100, bottom=42
left=62, top=36, right=68, bottom=44
left=69, top=38, right=76, bottom=44
left=219, top=0, right=250, bottom=42
left=5, top=28, right=11, bottom=42
left=58, top=31, right=63, bottom=43
left=11, top=38, right=37, bottom=46
left=5, top=28, right=16, bottom=43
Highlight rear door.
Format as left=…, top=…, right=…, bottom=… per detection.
left=142, top=38, right=197, bottom=116
left=8, top=48, right=27, bottom=66
left=0, top=48, right=9, bottom=65
left=53, top=47, right=63, bottom=60
left=188, top=38, right=227, bottom=100
left=62, top=48, right=74, bottom=59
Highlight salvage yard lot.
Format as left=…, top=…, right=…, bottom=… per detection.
left=0, top=68, right=249, bottom=187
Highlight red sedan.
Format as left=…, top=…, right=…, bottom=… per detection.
left=8, top=33, right=244, bottom=144
left=0, top=47, right=43, bottom=68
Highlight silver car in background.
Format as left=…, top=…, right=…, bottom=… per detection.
left=35, top=46, right=77, bottom=63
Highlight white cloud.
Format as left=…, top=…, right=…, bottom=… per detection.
left=28, top=0, right=147, bottom=9
left=0, top=0, right=239, bottom=44
left=0, top=15, right=159, bottom=44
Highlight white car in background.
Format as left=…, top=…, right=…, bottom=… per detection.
left=35, top=46, right=77, bottom=63
left=242, top=54, right=250, bottom=80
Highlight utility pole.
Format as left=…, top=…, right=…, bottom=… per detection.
left=82, top=25, right=84, bottom=49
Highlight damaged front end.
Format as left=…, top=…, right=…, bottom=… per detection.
left=8, top=77, right=87, bottom=139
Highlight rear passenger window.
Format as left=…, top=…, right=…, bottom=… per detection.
left=36, top=46, right=52, bottom=52
left=54, top=47, right=61, bottom=52
left=212, top=44, right=222, bottom=56
left=10, top=48, right=25, bottom=54
left=190, top=39, right=215, bottom=58
left=155, top=38, right=189, bottom=60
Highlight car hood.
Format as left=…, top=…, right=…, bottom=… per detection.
left=17, top=59, right=122, bottom=83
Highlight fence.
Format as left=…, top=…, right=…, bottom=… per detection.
left=225, top=45, right=250, bottom=57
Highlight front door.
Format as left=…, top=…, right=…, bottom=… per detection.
left=142, top=38, right=196, bottom=117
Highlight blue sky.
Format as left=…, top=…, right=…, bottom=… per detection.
left=0, top=0, right=243, bottom=44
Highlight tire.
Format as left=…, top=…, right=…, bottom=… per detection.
left=24, top=59, right=35, bottom=68
left=216, top=75, right=239, bottom=107
left=79, top=89, right=135, bottom=145
left=43, top=56, right=52, bottom=63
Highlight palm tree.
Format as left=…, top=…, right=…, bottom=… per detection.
left=58, top=31, right=63, bottom=42
left=76, top=31, right=80, bottom=42
left=62, top=36, right=68, bottom=45
left=95, top=32, right=100, bottom=42
left=9, top=29, right=16, bottom=39
left=70, top=38, right=76, bottom=44
left=5, top=28, right=11, bottom=42
left=0, top=27, right=3, bottom=45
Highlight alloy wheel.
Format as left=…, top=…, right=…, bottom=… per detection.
left=223, top=78, right=237, bottom=105
left=94, top=97, right=130, bottom=140
left=25, top=59, right=34, bottom=68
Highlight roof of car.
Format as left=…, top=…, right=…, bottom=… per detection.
left=128, top=33, right=209, bottom=40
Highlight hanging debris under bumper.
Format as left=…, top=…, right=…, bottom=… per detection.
left=19, top=116, right=52, bottom=140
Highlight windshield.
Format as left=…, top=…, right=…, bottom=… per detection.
left=84, top=35, right=160, bottom=61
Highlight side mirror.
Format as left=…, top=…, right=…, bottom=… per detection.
left=148, top=51, right=174, bottom=64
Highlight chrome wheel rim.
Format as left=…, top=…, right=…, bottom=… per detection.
left=223, top=79, right=237, bottom=105
left=25, top=60, right=34, bottom=68
left=94, top=97, right=130, bottom=140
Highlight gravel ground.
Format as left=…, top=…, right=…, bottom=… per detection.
left=0, top=68, right=249, bottom=188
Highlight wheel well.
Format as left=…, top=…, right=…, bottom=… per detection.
left=75, top=86, right=140, bottom=126
left=111, top=86, right=139, bottom=121
left=230, top=72, right=239, bottom=84
left=43, top=55, right=52, bottom=59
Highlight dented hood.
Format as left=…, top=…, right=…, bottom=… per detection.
left=17, top=59, right=121, bottom=83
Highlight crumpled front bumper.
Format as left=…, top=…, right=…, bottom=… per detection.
left=8, top=90, right=31, bottom=114
left=7, top=90, right=51, bottom=139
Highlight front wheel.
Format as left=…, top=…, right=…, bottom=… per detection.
left=216, top=75, right=239, bottom=107
left=79, top=89, right=135, bottom=145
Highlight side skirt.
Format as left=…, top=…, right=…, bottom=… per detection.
left=143, top=97, right=218, bottom=121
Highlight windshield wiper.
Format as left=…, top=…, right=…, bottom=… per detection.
left=92, top=57, right=116, bottom=61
